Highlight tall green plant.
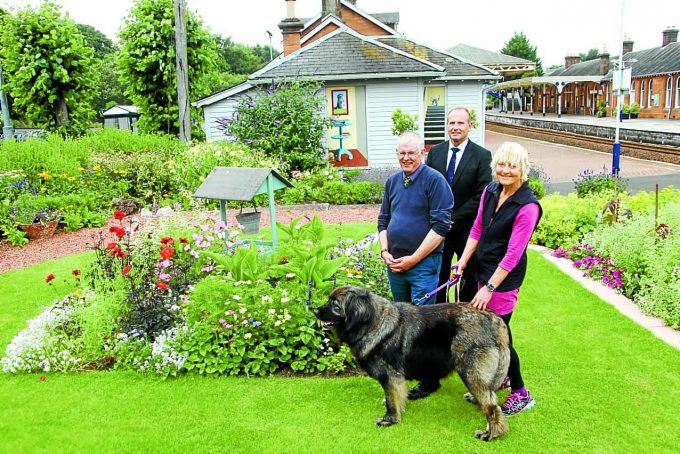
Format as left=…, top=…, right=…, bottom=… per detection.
left=118, top=0, right=217, bottom=136
left=0, top=2, right=98, bottom=135
left=390, top=108, right=418, bottom=136
left=218, top=79, right=330, bottom=173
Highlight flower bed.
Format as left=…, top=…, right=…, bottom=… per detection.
left=2, top=212, right=385, bottom=376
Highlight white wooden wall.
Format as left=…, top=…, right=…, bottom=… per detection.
left=446, top=81, right=486, bottom=147
left=365, top=80, right=422, bottom=167
left=202, top=89, right=260, bottom=142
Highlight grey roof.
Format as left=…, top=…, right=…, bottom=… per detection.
left=252, top=31, right=442, bottom=80
left=376, top=37, right=497, bottom=78
left=446, top=43, right=534, bottom=66
left=603, top=41, right=680, bottom=80
left=547, top=58, right=605, bottom=77
left=369, top=12, right=399, bottom=28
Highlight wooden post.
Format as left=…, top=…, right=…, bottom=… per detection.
left=174, top=0, right=191, bottom=142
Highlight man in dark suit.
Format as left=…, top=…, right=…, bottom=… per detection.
left=425, top=107, right=492, bottom=305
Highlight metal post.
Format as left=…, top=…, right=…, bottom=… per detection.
left=267, top=173, right=278, bottom=249
left=542, top=84, right=546, bottom=116
left=267, top=31, right=273, bottom=61
left=612, top=0, right=625, bottom=176
left=0, top=62, right=15, bottom=141
left=530, top=85, right=534, bottom=115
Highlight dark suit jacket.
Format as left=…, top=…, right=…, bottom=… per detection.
left=425, top=140, right=492, bottom=237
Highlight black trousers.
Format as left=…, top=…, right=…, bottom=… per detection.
left=499, top=312, right=524, bottom=391
left=436, top=231, right=478, bottom=303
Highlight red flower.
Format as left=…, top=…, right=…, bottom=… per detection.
left=160, top=247, right=174, bottom=260
left=108, top=226, right=126, bottom=238
left=113, top=210, right=126, bottom=220
left=121, top=265, right=131, bottom=276
left=45, top=274, right=55, bottom=284
left=179, top=237, right=189, bottom=244
left=117, top=251, right=127, bottom=259
left=71, top=269, right=81, bottom=277
left=106, top=242, right=118, bottom=250
left=160, top=237, right=175, bottom=245
left=108, top=245, right=120, bottom=257
left=155, top=281, right=168, bottom=290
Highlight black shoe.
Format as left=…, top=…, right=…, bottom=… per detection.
left=407, top=381, right=441, bottom=400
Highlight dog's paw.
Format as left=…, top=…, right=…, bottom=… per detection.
left=375, top=417, right=398, bottom=427
left=464, top=392, right=479, bottom=405
left=474, top=430, right=492, bottom=442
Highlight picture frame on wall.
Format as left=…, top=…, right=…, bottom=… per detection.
left=331, top=89, right=349, bottom=115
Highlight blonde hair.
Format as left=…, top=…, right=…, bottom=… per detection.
left=491, top=142, right=530, bottom=182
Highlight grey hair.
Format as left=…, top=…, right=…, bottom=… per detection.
left=397, top=131, right=424, bottom=151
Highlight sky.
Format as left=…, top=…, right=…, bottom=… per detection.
left=0, top=0, right=676, bottom=68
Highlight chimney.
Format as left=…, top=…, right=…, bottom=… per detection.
left=322, top=0, right=342, bottom=19
left=662, top=27, right=678, bottom=47
left=279, top=0, right=304, bottom=56
left=599, top=51, right=610, bottom=75
left=564, top=54, right=581, bottom=69
left=622, top=38, right=634, bottom=54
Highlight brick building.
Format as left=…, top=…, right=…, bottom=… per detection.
left=490, top=28, right=680, bottom=120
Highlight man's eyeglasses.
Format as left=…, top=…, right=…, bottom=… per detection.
left=397, top=151, right=420, bottom=159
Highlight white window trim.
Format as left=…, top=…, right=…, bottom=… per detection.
left=640, top=81, right=646, bottom=108
left=675, top=76, right=680, bottom=108
left=648, top=80, right=653, bottom=107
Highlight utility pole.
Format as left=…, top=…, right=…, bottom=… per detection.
left=612, top=0, right=625, bottom=176
left=174, top=0, right=191, bottom=143
left=0, top=61, right=15, bottom=141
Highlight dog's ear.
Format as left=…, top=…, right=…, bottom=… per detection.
left=343, top=287, right=375, bottom=331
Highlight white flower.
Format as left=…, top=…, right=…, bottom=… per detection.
left=244, top=333, right=252, bottom=339
left=233, top=295, right=241, bottom=301
left=274, top=320, right=282, bottom=327
left=286, top=273, right=295, bottom=279
left=239, top=307, right=247, bottom=314
left=268, top=308, right=276, bottom=315
left=280, top=297, right=290, bottom=303
left=262, top=295, right=272, bottom=302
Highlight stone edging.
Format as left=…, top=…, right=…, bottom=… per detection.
left=529, top=245, right=680, bottom=349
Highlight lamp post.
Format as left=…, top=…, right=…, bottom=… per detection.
left=612, top=0, right=625, bottom=176
left=266, top=30, right=273, bottom=61
left=0, top=61, right=14, bottom=141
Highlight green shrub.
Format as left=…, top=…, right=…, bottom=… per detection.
left=528, top=176, right=546, bottom=200
left=390, top=108, right=418, bottom=136
left=573, top=168, right=628, bottom=197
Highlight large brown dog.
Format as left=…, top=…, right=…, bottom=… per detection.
left=314, top=285, right=511, bottom=441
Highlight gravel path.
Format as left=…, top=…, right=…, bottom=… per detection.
left=0, top=205, right=381, bottom=274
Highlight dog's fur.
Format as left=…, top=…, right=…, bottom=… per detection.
left=314, top=286, right=511, bottom=441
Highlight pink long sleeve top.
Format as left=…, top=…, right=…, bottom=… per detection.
left=468, top=187, right=541, bottom=315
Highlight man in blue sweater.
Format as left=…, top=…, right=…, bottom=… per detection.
left=378, top=131, right=453, bottom=305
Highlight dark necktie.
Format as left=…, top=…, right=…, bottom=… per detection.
left=403, top=176, right=412, bottom=188
left=447, top=147, right=460, bottom=184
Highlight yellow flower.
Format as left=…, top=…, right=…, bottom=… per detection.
left=67, top=176, right=76, bottom=181
left=92, top=165, right=101, bottom=171
left=37, top=171, right=52, bottom=180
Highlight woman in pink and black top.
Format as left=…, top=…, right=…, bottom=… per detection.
left=454, top=142, right=542, bottom=417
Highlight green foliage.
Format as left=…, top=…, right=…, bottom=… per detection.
left=528, top=176, right=546, bottom=200
left=532, top=193, right=605, bottom=248
left=579, top=48, right=600, bottom=62
left=622, top=104, right=631, bottom=115
left=75, top=23, right=116, bottom=59
left=0, top=2, right=98, bottom=135
left=219, top=79, right=330, bottom=173
left=469, top=108, right=479, bottom=129
left=215, top=36, right=267, bottom=75
left=573, top=168, right=628, bottom=198
left=390, top=108, right=418, bottom=136
left=118, top=0, right=217, bottom=136
left=94, top=53, right=132, bottom=111
left=501, top=31, right=544, bottom=76
left=278, top=168, right=382, bottom=205
left=629, top=102, right=640, bottom=115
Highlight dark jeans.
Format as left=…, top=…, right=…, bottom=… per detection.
left=436, top=231, right=478, bottom=303
left=387, top=254, right=441, bottom=305
left=499, top=312, right=524, bottom=391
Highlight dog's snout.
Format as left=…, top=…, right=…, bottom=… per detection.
left=312, top=308, right=319, bottom=316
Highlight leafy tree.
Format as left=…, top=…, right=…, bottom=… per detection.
left=96, top=53, right=132, bottom=110
left=0, top=2, right=98, bottom=135
left=76, top=23, right=116, bottom=59
left=118, top=0, right=217, bottom=136
left=217, top=79, right=330, bottom=173
left=216, top=36, right=267, bottom=75
left=579, top=48, right=600, bottom=62
left=501, top=31, right=544, bottom=77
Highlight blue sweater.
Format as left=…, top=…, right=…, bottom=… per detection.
left=377, top=165, right=453, bottom=259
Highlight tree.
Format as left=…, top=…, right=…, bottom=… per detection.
left=501, top=32, right=544, bottom=77
left=216, top=36, right=265, bottom=75
left=0, top=2, right=98, bottom=135
left=217, top=79, right=330, bottom=173
left=118, top=0, right=217, bottom=136
left=579, top=48, right=600, bottom=62
left=76, top=23, right=116, bottom=59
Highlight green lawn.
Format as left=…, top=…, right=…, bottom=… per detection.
left=1, top=246, right=679, bottom=453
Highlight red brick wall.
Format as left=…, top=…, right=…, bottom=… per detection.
left=606, top=75, right=680, bottom=119
left=303, top=23, right=340, bottom=46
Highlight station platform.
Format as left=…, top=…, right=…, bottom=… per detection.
left=487, top=110, right=680, bottom=134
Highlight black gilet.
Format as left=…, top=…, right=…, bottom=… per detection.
left=476, top=181, right=543, bottom=292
